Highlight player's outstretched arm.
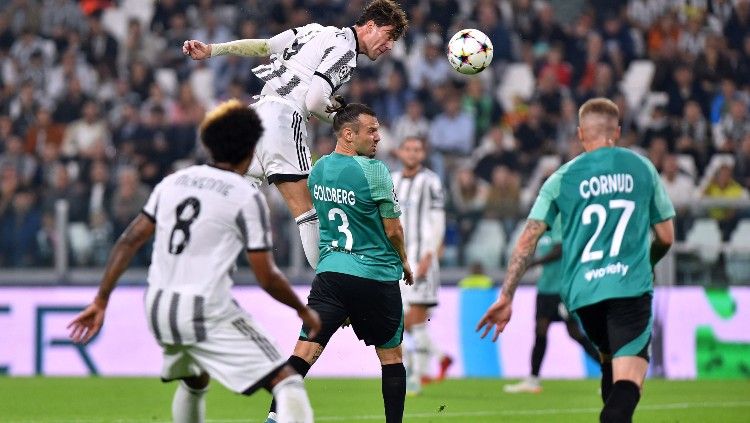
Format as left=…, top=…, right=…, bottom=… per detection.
left=247, top=250, right=321, bottom=339
left=182, top=39, right=271, bottom=59
left=650, top=219, right=674, bottom=267
left=68, top=213, right=155, bottom=344
left=476, top=219, right=547, bottom=342
left=383, top=217, right=413, bottom=285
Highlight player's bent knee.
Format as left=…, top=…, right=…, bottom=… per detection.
left=376, top=346, right=403, bottom=365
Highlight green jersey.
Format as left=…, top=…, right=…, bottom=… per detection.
left=528, top=147, right=675, bottom=311
left=536, top=218, right=562, bottom=295
left=308, top=153, right=403, bottom=281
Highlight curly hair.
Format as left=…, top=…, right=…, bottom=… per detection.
left=200, top=99, right=264, bottom=165
left=355, top=0, right=409, bottom=41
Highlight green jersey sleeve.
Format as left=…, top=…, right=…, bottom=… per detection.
left=357, top=157, right=401, bottom=219
left=528, top=171, right=561, bottom=227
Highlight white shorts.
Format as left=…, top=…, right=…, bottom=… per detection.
left=160, top=309, right=286, bottom=394
left=400, top=260, right=440, bottom=307
left=245, top=97, right=311, bottom=187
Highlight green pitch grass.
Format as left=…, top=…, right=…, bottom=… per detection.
left=1, top=378, right=749, bottom=422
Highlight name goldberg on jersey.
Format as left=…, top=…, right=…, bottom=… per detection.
left=579, top=173, right=634, bottom=199
left=312, top=184, right=356, bottom=205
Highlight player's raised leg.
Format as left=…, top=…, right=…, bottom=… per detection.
left=276, top=180, right=319, bottom=269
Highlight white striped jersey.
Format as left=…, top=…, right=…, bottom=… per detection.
left=253, top=23, right=358, bottom=112
left=391, top=168, right=445, bottom=261
left=141, top=164, right=272, bottom=345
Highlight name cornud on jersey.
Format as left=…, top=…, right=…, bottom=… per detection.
left=579, top=173, right=634, bottom=199
left=312, top=183, right=356, bottom=205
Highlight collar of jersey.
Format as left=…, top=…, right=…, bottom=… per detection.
left=349, top=26, right=360, bottom=55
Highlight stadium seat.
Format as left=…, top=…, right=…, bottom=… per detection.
left=680, top=219, right=724, bottom=284
left=496, top=63, right=535, bottom=112
left=465, top=219, right=506, bottom=271
left=725, top=219, right=750, bottom=285
left=619, top=60, right=655, bottom=111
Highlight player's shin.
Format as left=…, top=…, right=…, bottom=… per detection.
left=272, top=374, right=313, bottom=423
left=599, top=380, right=640, bottom=423
left=295, top=210, right=319, bottom=268
left=601, top=360, right=613, bottom=403
left=269, top=356, right=312, bottom=415
left=172, top=380, right=207, bottom=423
left=381, top=363, right=406, bottom=423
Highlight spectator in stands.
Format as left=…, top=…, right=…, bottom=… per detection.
left=61, top=100, right=110, bottom=160
left=429, top=93, right=475, bottom=179
left=647, top=136, right=669, bottom=171
left=577, top=62, right=618, bottom=104
left=735, top=134, right=750, bottom=189
left=8, top=80, right=40, bottom=136
left=53, top=77, right=89, bottom=123
left=667, top=64, right=708, bottom=118
left=694, top=34, right=734, bottom=95
left=0, top=134, right=36, bottom=186
left=703, top=163, right=750, bottom=239
left=82, top=11, right=118, bottom=75
left=46, top=49, right=97, bottom=101
left=42, top=162, right=87, bottom=221
left=449, top=165, right=488, bottom=261
left=536, top=44, right=572, bottom=87
left=110, top=166, right=149, bottom=238
left=555, top=98, right=578, bottom=154
left=170, top=82, right=205, bottom=127
left=25, top=106, right=64, bottom=156
left=661, top=154, right=696, bottom=240
left=723, top=0, right=750, bottom=51
left=373, top=69, right=413, bottom=127
left=150, top=0, right=184, bottom=35
left=716, top=99, right=750, bottom=151
left=709, top=77, right=741, bottom=125
left=393, top=99, right=429, bottom=143
left=473, top=1, right=513, bottom=63
left=0, top=186, right=41, bottom=267
left=533, top=67, right=570, bottom=120
left=513, top=102, right=554, bottom=175
left=642, top=105, right=676, bottom=150
left=484, top=165, right=522, bottom=236
left=462, top=78, right=503, bottom=145
left=120, top=17, right=166, bottom=69
left=0, top=165, right=19, bottom=218
left=676, top=101, right=713, bottom=169
left=734, top=34, right=750, bottom=88
left=474, top=125, right=518, bottom=183
left=408, top=32, right=451, bottom=92
left=161, top=12, right=192, bottom=78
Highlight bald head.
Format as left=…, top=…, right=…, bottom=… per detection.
left=577, top=98, right=621, bottom=150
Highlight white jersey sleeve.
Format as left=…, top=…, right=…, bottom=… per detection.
left=240, top=192, right=273, bottom=251
left=267, top=29, right=296, bottom=55
left=313, top=32, right=357, bottom=92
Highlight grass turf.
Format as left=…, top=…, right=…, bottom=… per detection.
left=1, top=377, right=749, bottom=422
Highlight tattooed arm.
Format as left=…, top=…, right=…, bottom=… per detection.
left=476, top=219, right=548, bottom=341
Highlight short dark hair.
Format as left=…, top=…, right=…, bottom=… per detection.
left=200, top=99, right=263, bottom=165
left=355, top=0, right=408, bottom=41
left=332, top=103, right=377, bottom=134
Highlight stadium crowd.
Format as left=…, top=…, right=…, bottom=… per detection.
left=0, top=0, right=749, bottom=269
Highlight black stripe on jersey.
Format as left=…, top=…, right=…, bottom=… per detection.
left=402, top=177, right=414, bottom=248
left=324, top=51, right=355, bottom=80
left=258, top=64, right=288, bottom=82
left=320, top=46, right=335, bottom=62
left=276, top=75, right=301, bottom=96
left=252, top=192, right=271, bottom=248
left=236, top=211, right=249, bottom=248
left=314, top=71, right=335, bottom=91
left=299, top=115, right=309, bottom=170
left=150, top=289, right=164, bottom=343
left=292, top=113, right=303, bottom=171
left=168, top=293, right=182, bottom=345
left=232, top=317, right=281, bottom=360
left=193, top=296, right=206, bottom=342
left=296, top=213, right=318, bottom=226
left=291, top=28, right=298, bottom=35
left=416, top=173, right=426, bottom=259
left=141, top=209, right=155, bottom=223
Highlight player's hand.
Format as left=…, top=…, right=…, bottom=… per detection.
left=298, top=306, right=321, bottom=340
left=415, top=252, right=433, bottom=280
left=325, top=95, right=347, bottom=114
left=476, top=292, right=513, bottom=342
left=402, top=260, right=414, bottom=286
left=67, top=298, right=106, bottom=344
left=182, top=40, right=211, bottom=60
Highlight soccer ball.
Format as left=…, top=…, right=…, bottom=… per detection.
left=447, top=29, right=494, bottom=75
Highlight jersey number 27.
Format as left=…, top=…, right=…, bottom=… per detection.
left=580, top=199, right=634, bottom=263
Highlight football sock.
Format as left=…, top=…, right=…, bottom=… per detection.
left=269, top=356, right=312, bottom=414
left=402, top=332, right=418, bottom=385
left=172, top=380, right=207, bottom=423
left=381, top=363, right=406, bottom=423
left=599, top=380, right=640, bottom=423
left=295, top=210, right=319, bottom=269
left=601, top=361, right=613, bottom=403
left=530, top=334, right=547, bottom=377
left=272, top=374, right=313, bottom=423
left=411, top=323, right=436, bottom=379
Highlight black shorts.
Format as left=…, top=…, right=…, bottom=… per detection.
left=536, top=293, right=566, bottom=322
left=301, top=272, right=404, bottom=349
left=575, top=294, right=653, bottom=361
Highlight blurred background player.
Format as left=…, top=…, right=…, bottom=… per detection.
left=182, top=0, right=408, bottom=270
left=391, top=136, right=452, bottom=395
left=503, top=217, right=600, bottom=394
left=266, top=104, right=413, bottom=423
left=67, top=100, right=321, bottom=423
left=478, top=98, right=675, bottom=422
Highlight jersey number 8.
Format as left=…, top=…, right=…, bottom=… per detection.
left=169, top=197, right=201, bottom=255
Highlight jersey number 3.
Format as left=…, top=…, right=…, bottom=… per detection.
left=580, top=199, right=634, bottom=263
left=328, top=207, right=353, bottom=251
left=169, top=197, right=201, bottom=255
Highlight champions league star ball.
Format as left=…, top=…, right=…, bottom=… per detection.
left=447, top=29, right=494, bottom=75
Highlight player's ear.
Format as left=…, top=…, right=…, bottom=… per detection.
left=577, top=126, right=584, bottom=142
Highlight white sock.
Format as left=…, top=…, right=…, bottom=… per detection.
left=295, top=210, right=319, bottom=269
left=172, top=381, right=207, bottom=423
left=272, top=374, right=313, bottom=423
left=412, top=323, right=439, bottom=378
left=402, top=331, right=418, bottom=385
